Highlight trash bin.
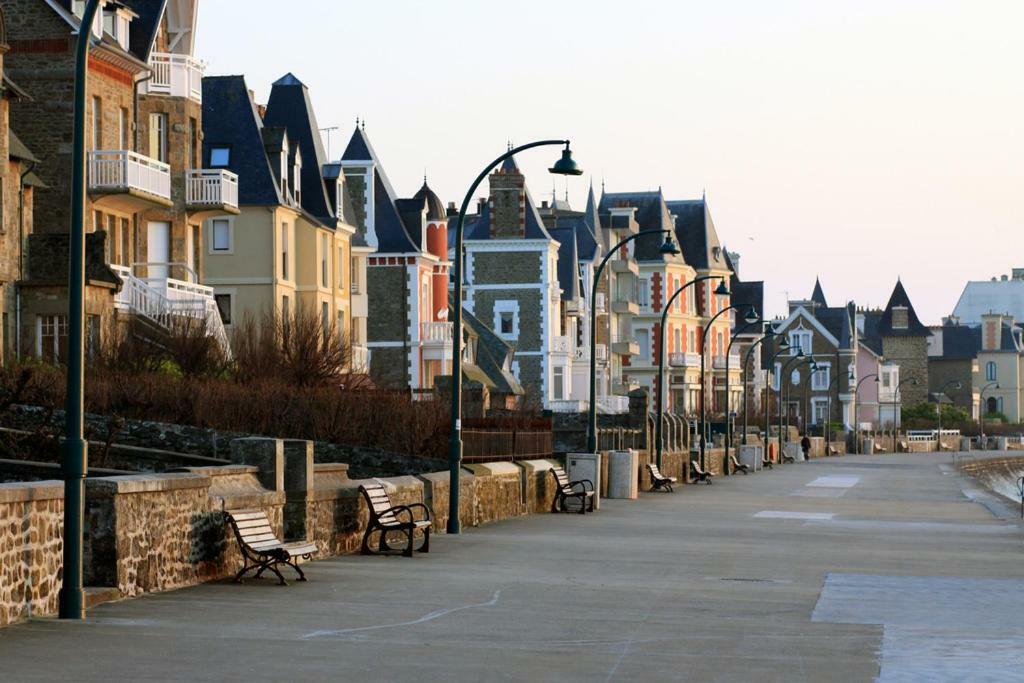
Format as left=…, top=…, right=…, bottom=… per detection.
left=606, top=450, right=638, bottom=499
left=739, top=445, right=762, bottom=471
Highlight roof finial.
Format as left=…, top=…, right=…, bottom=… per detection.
left=702, top=187, right=706, bottom=200
left=355, top=115, right=359, bottom=128
left=361, top=118, right=366, bottom=131
left=564, top=180, right=569, bottom=203
left=507, top=139, right=512, bottom=152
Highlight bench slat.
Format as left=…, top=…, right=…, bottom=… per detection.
left=237, top=523, right=275, bottom=535
left=229, top=511, right=267, bottom=522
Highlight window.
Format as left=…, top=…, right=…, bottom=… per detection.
left=688, top=329, right=696, bottom=354
left=791, top=369, right=800, bottom=386
left=321, top=302, right=329, bottom=334
left=321, top=235, right=329, bottom=288
left=812, top=363, right=830, bottom=390
left=813, top=400, right=828, bottom=425
left=891, top=306, right=909, bottom=330
left=105, top=214, right=117, bottom=263
left=37, top=315, right=68, bottom=363
left=350, top=255, right=359, bottom=293
left=638, top=278, right=649, bottom=308
left=91, top=96, right=102, bottom=150
left=280, top=223, right=290, bottom=280
left=211, top=219, right=231, bottom=252
left=120, top=218, right=130, bottom=266
left=280, top=137, right=289, bottom=197
left=553, top=366, right=565, bottom=400
left=214, top=294, right=232, bottom=325
left=149, top=113, right=168, bottom=163
left=118, top=107, right=129, bottom=149
left=337, top=246, right=345, bottom=290
left=986, top=361, right=997, bottom=381
left=292, top=148, right=302, bottom=205
left=281, top=295, right=290, bottom=328
left=500, top=312, right=514, bottom=335
left=789, top=329, right=812, bottom=356
left=209, top=147, right=231, bottom=167
left=716, top=331, right=724, bottom=357
left=881, top=372, right=891, bottom=389
left=494, top=302, right=519, bottom=340
left=636, top=329, right=650, bottom=361
left=674, top=328, right=682, bottom=354
left=772, top=362, right=781, bottom=391
left=86, top=315, right=100, bottom=359
left=189, top=117, right=199, bottom=169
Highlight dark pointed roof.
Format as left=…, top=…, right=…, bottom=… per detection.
left=412, top=181, right=446, bottom=222
left=549, top=227, right=581, bottom=303
left=202, top=75, right=283, bottom=206
left=665, top=198, right=729, bottom=271
left=341, top=126, right=418, bottom=253
left=124, top=0, right=166, bottom=61
left=263, top=73, right=337, bottom=226
left=816, top=305, right=854, bottom=349
left=598, top=190, right=683, bottom=263
left=877, top=280, right=931, bottom=337
left=730, top=281, right=764, bottom=322
left=811, top=278, right=828, bottom=307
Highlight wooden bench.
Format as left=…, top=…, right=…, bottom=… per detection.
left=827, top=445, right=839, bottom=457
left=550, top=466, right=596, bottom=513
left=646, top=462, right=678, bottom=492
left=225, top=509, right=316, bottom=586
left=872, top=442, right=885, bottom=454
left=761, top=455, right=774, bottom=470
left=897, top=439, right=909, bottom=452
left=729, top=455, right=749, bottom=475
left=690, top=461, right=714, bottom=484
left=359, top=483, right=431, bottom=557
left=781, top=451, right=795, bottom=464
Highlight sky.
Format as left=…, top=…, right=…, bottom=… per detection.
left=196, top=0, right=1023, bottom=323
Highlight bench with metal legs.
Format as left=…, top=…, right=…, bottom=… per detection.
left=550, top=466, right=595, bottom=513
left=646, top=462, right=678, bottom=492
left=359, top=483, right=432, bottom=557
left=225, top=509, right=316, bottom=586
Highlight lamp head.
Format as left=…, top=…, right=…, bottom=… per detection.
left=744, top=308, right=759, bottom=324
left=796, top=350, right=804, bottom=358
left=658, top=231, right=680, bottom=256
left=549, top=143, right=583, bottom=176
left=714, top=280, right=730, bottom=297
left=778, top=337, right=790, bottom=351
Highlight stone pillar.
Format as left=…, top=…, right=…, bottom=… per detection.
left=282, top=440, right=315, bottom=542
left=628, top=388, right=650, bottom=449
left=230, top=438, right=284, bottom=493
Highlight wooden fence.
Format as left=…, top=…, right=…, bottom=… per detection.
left=461, top=429, right=553, bottom=462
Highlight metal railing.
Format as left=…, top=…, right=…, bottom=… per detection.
left=669, top=351, right=700, bottom=367
left=712, top=353, right=741, bottom=370
left=186, top=169, right=239, bottom=209
left=147, top=52, right=204, bottom=101
left=88, top=150, right=171, bottom=200
left=421, top=321, right=453, bottom=343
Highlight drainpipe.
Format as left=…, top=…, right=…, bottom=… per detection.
left=132, top=73, right=152, bottom=152
left=16, top=161, right=36, bottom=357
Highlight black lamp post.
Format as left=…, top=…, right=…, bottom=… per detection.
left=852, top=373, right=878, bottom=454
left=980, top=381, right=999, bottom=448
left=776, top=352, right=807, bottom=462
left=935, top=379, right=962, bottom=451
left=785, top=357, right=817, bottom=446
left=892, top=378, right=919, bottom=448
left=762, top=340, right=792, bottom=461
left=824, top=370, right=855, bottom=445
left=60, top=0, right=102, bottom=621
left=740, top=325, right=776, bottom=447
left=448, top=140, right=582, bottom=535
left=697, top=297, right=742, bottom=470
left=588, top=231, right=679, bottom=454
left=722, top=309, right=762, bottom=472
left=653, top=276, right=719, bottom=469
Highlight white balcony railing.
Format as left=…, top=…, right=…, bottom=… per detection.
left=669, top=352, right=701, bottom=368
left=595, top=292, right=606, bottom=314
left=595, top=343, right=608, bottom=361
left=421, top=321, right=453, bottom=343
left=552, top=335, right=572, bottom=354
left=186, top=169, right=239, bottom=209
left=596, top=396, right=630, bottom=414
left=351, top=345, right=371, bottom=371
left=89, top=150, right=171, bottom=200
left=548, top=399, right=588, bottom=413
left=147, top=52, right=204, bottom=102
left=712, top=353, right=742, bottom=370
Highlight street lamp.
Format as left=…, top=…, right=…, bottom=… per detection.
left=698, top=299, right=748, bottom=470
left=824, top=369, right=855, bottom=446
left=60, top=0, right=103, bottom=621
left=935, top=380, right=962, bottom=451
left=776, top=352, right=808, bottom=462
left=980, top=381, right=999, bottom=449
left=762, top=339, right=792, bottom=462
left=740, top=325, right=776, bottom=447
left=722, top=308, right=762, bottom=472
left=589, top=230, right=679, bottom=455
left=852, top=373, right=878, bottom=453
left=892, top=378, right=919, bottom=449
left=448, top=140, right=582, bottom=534
left=653, top=276, right=721, bottom=469
left=784, top=358, right=817, bottom=454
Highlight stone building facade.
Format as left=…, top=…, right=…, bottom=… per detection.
left=876, top=280, right=931, bottom=408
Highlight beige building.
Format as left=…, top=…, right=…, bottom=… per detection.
left=200, top=74, right=369, bottom=369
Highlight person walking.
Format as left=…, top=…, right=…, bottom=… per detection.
left=800, top=434, right=811, bottom=461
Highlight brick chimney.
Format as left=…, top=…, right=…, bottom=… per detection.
left=488, top=166, right=525, bottom=238
left=981, top=312, right=1004, bottom=351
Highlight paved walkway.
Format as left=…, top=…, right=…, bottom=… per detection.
left=2, top=453, right=1023, bottom=682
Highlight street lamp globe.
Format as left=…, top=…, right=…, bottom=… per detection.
left=548, top=144, right=583, bottom=176
left=743, top=308, right=760, bottom=324
left=714, top=280, right=730, bottom=296
left=658, top=231, right=681, bottom=256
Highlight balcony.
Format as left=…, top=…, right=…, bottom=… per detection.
left=145, top=52, right=204, bottom=102
left=595, top=343, right=608, bottom=361
left=88, top=150, right=172, bottom=212
left=669, top=352, right=701, bottom=368
left=612, top=377, right=639, bottom=396
left=594, top=292, right=607, bottom=315
left=186, top=169, right=239, bottom=218
left=612, top=339, right=640, bottom=356
left=611, top=299, right=639, bottom=316
left=712, top=353, right=742, bottom=370
left=351, top=345, right=371, bottom=372
left=552, top=335, right=573, bottom=355
left=421, top=321, right=454, bottom=361
left=611, top=259, right=639, bottom=276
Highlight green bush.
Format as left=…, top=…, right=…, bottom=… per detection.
left=902, top=402, right=970, bottom=424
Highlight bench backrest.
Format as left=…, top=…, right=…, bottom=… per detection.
left=226, top=510, right=280, bottom=551
left=551, top=466, right=574, bottom=493
left=730, top=455, right=742, bottom=466
left=359, top=483, right=399, bottom=525
left=647, top=462, right=664, bottom=479
left=691, top=461, right=705, bottom=475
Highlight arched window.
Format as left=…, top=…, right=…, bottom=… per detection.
left=987, top=397, right=998, bottom=414
left=986, top=361, right=997, bottom=381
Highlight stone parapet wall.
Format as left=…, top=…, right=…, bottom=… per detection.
left=0, top=480, right=63, bottom=628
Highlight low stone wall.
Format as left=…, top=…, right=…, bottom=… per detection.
left=958, top=456, right=1024, bottom=504
left=0, top=480, right=63, bottom=628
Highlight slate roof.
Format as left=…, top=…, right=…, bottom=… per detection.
left=730, top=280, right=764, bottom=321
left=811, top=278, right=828, bottom=307
left=859, top=310, right=884, bottom=355
left=665, top=198, right=729, bottom=272
left=877, top=280, right=931, bottom=337
left=341, top=126, right=418, bottom=253
left=935, top=325, right=978, bottom=360
left=202, top=75, right=284, bottom=206
left=263, top=73, right=337, bottom=227
left=8, top=130, right=38, bottom=163
left=124, top=0, right=165, bottom=61
left=598, top=190, right=684, bottom=263
left=412, top=181, right=446, bottom=221
left=816, top=305, right=853, bottom=349
left=549, top=227, right=581, bottom=303
left=457, top=302, right=524, bottom=396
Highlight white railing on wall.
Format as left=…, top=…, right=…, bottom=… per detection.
left=147, top=52, right=204, bottom=101
left=421, top=321, right=453, bottom=343
left=351, top=345, right=371, bottom=371
left=88, top=150, right=171, bottom=200
left=669, top=352, right=700, bottom=368
left=186, top=169, right=239, bottom=209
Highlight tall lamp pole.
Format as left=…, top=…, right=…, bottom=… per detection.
left=762, top=341, right=793, bottom=462
left=784, top=358, right=817, bottom=451
left=448, top=140, right=582, bottom=534
left=979, top=381, right=999, bottom=449
left=824, top=370, right=855, bottom=447
left=722, top=310, right=762, bottom=472
left=852, top=373, right=878, bottom=454
left=653, top=275, right=720, bottom=468
left=891, top=378, right=919, bottom=450
left=935, top=380, right=962, bottom=451
left=776, top=353, right=808, bottom=462
left=60, top=0, right=102, bottom=621
left=740, top=326, right=776, bottom=447
left=698, top=302, right=746, bottom=470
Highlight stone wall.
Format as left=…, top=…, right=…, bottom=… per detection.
left=0, top=480, right=62, bottom=628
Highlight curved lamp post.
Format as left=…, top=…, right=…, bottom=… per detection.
left=892, top=378, right=919, bottom=447
left=740, top=326, right=777, bottom=447
left=698, top=301, right=748, bottom=470
left=784, top=358, right=817, bottom=448
left=449, top=139, right=582, bottom=534
left=824, top=369, right=855, bottom=445
left=653, top=276, right=723, bottom=468
left=852, top=373, right=879, bottom=453
left=980, top=381, right=999, bottom=448
left=588, top=231, right=680, bottom=454
left=776, top=352, right=808, bottom=462
left=762, top=341, right=793, bottom=461
left=721, top=309, right=762, bottom=472
left=935, top=379, right=962, bottom=451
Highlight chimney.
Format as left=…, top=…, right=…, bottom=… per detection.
left=1013, top=268, right=1024, bottom=280
left=981, top=312, right=1004, bottom=351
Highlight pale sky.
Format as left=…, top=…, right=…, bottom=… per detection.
left=196, top=0, right=1023, bottom=322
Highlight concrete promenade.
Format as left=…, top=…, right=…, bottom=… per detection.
left=2, top=453, right=1022, bottom=682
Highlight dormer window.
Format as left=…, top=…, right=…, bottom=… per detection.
left=102, top=6, right=132, bottom=50
left=291, top=147, right=302, bottom=205
left=280, top=137, right=290, bottom=199
left=892, top=306, right=909, bottom=330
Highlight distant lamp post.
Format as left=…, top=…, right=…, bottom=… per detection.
left=891, top=378, right=919, bottom=449
left=776, top=352, right=807, bottom=462
left=653, top=275, right=719, bottom=468
left=589, top=231, right=679, bottom=455
left=824, top=369, right=855, bottom=446
left=852, top=373, right=879, bottom=453
left=60, top=0, right=103, bottom=621
left=979, top=381, right=999, bottom=449
left=762, top=339, right=792, bottom=461
left=722, top=308, right=762, bottom=472
left=697, top=286, right=738, bottom=470
left=935, top=380, right=962, bottom=451
left=449, top=140, right=582, bottom=535
left=740, top=325, right=776, bottom=447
